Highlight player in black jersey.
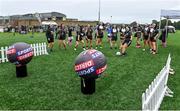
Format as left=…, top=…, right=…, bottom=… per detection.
left=74, top=25, right=86, bottom=51
left=67, top=26, right=73, bottom=46
left=46, top=25, right=54, bottom=52
left=119, top=27, right=132, bottom=56
left=85, top=24, right=93, bottom=49
left=149, top=24, right=159, bottom=54
left=96, top=24, right=104, bottom=49
left=58, top=24, right=67, bottom=50
left=111, top=25, right=118, bottom=49
left=142, top=25, right=150, bottom=51
left=135, top=25, right=142, bottom=48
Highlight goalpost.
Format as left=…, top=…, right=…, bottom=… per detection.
left=157, top=10, right=180, bottom=52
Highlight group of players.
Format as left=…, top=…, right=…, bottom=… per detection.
left=46, top=23, right=159, bottom=56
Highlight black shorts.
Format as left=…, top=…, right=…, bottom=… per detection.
left=47, top=38, right=54, bottom=43
left=143, top=36, right=149, bottom=40
left=59, top=36, right=66, bottom=40
left=87, top=36, right=93, bottom=40
left=97, top=35, right=103, bottom=38
left=122, top=39, right=132, bottom=47
left=76, top=36, right=83, bottom=41
left=150, top=37, right=156, bottom=42
left=112, top=36, right=117, bottom=41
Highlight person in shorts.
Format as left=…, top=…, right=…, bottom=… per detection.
left=142, top=24, right=150, bottom=51
left=85, top=24, right=93, bottom=49
left=46, top=25, right=54, bottom=52
left=74, top=25, right=86, bottom=51
left=111, top=25, right=118, bottom=49
left=120, top=25, right=126, bottom=45
left=58, top=24, right=67, bottom=50
left=96, top=24, right=104, bottom=49
left=67, top=26, right=73, bottom=46
left=119, top=27, right=132, bottom=56
left=106, top=24, right=112, bottom=43
left=149, top=23, right=159, bottom=54
left=135, top=25, right=142, bottom=48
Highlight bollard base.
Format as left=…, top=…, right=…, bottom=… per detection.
left=16, top=65, right=27, bottom=77
left=81, top=78, right=95, bottom=95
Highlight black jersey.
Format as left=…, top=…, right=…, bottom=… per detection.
left=125, top=31, right=132, bottom=39
left=143, top=27, right=150, bottom=37
left=46, top=29, right=53, bottom=39
left=120, top=28, right=126, bottom=36
left=58, top=28, right=66, bottom=40
left=149, top=28, right=159, bottom=38
left=68, top=28, right=73, bottom=37
left=86, top=27, right=93, bottom=37
left=112, top=28, right=118, bottom=37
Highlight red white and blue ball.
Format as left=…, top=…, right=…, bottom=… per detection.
left=74, top=49, right=107, bottom=79
left=7, top=42, right=34, bottom=65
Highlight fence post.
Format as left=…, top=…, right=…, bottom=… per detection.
left=1, top=47, right=5, bottom=63
left=39, top=43, right=42, bottom=55
left=36, top=43, right=39, bottom=56
left=41, top=43, right=44, bottom=55
left=5, top=46, right=8, bottom=62
left=44, top=43, right=48, bottom=55
left=33, top=44, right=37, bottom=56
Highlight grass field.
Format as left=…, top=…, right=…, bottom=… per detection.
left=0, top=31, right=179, bottom=110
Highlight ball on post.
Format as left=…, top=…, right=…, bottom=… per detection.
left=74, top=49, right=107, bottom=94
left=7, top=42, right=34, bottom=77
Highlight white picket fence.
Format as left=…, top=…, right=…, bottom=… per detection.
left=142, top=54, right=174, bottom=110
left=0, top=42, right=48, bottom=63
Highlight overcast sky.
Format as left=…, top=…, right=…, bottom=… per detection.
left=0, top=0, right=180, bottom=23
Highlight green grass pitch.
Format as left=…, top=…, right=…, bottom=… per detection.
left=0, top=31, right=179, bottom=110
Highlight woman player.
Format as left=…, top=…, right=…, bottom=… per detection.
left=46, top=25, right=54, bottom=52
left=120, top=25, right=126, bottom=45
left=142, top=25, right=150, bottom=51
left=135, top=25, right=142, bottom=48
left=67, top=26, right=73, bottom=46
left=111, top=25, right=118, bottom=49
left=107, top=24, right=112, bottom=43
left=74, top=25, right=86, bottom=51
left=119, top=27, right=132, bottom=56
left=58, top=24, right=67, bottom=50
left=86, top=24, right=93, bottom=49
left=149, top=24, right=159, bottom=54
left=96, top=24, right=104, bottom=49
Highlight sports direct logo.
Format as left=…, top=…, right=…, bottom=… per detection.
left=17, top=51, right=33, bottom=61
left=75, top=60, right=94, bottom=71
left=96, top=65, right=107, bottom=75
left=17, top=47, right=33, bottom=56
left=6, top=48, right=16, bottom=55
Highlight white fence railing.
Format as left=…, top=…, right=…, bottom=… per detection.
left=0, top=42, right=48, bottom=63
left=142, top=54, right=174, bottom=110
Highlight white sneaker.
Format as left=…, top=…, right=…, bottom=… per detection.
left=142, top=49, right=145, bottom=51
left=74, top=48, right=77, bottom=51
left=83, top=48, right=86, bottom=51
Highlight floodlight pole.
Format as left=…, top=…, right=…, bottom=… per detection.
left=98, top=0, right=101, bottom=23
left=157, top=16, right=162, bottom=53
left=165, top=18, right=169, bottom=38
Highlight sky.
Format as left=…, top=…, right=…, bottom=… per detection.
left=0, top=0, right=180, bottom=23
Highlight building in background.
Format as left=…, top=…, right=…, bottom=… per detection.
left=0, top=12, right=98, bottom=28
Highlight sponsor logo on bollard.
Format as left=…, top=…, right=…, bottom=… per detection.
left=75, top=60, right=94, bottom=71
left=17, top=47, right=33, bottom=56
left=6, top=48, right=16, bottom=55
left=17, top=51, right=34, bottom=61
left=77, top=67, right=95, bottom=76
left=91, top=51, right=102, bottom=59
left=96, top=65, right=107, bottom=75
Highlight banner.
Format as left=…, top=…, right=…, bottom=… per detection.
left=161, top=10, right=180, bottom=19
